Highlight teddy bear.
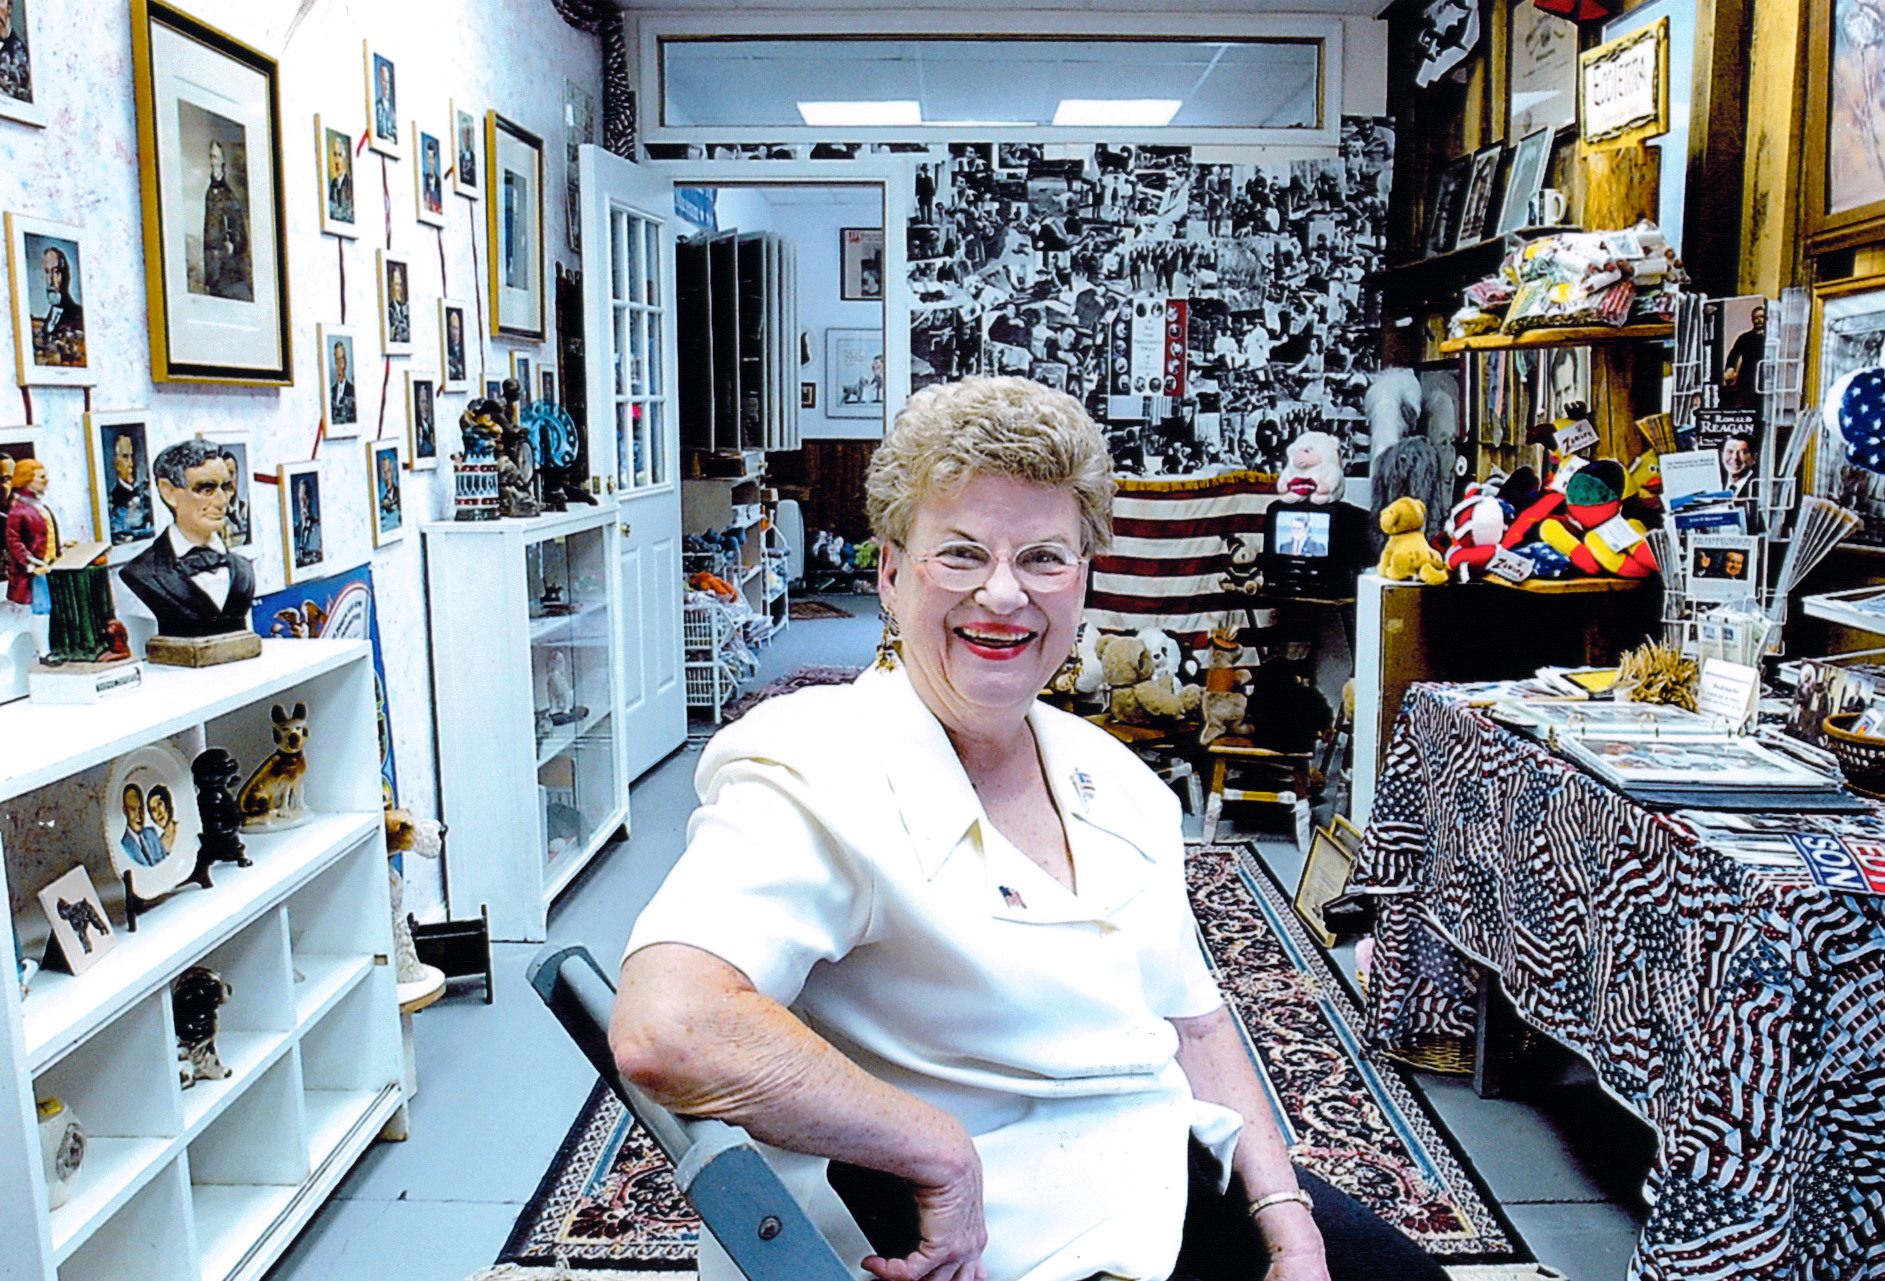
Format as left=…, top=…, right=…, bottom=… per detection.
left=1377, top=497, right=1449, bottom=584
left=1096, top=634, right=1202, bottom=727
left=1219, top=533, right=1264, bottom=596
left=1276, top=430, right=1345, bottom=504
left=1199, top=629, right=1253, bottom=747
left=385, top=806, right=447, bottom=991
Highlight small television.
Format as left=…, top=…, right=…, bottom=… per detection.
left=1262, top=503, right=1348, bottom=596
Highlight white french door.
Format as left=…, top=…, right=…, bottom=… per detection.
left=580, top=145, right=685, bottom=782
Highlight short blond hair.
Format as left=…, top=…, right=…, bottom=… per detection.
left=866, top=376, right=1114, bottom=554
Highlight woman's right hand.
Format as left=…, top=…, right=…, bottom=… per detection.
left=860, top=1129, right=988, bottom=1281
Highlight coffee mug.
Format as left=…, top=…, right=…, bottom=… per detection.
left=1528, top=188, right=1568, bottom=226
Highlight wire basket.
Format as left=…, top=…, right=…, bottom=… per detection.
left=1823, top=713, right=1885, bottom=799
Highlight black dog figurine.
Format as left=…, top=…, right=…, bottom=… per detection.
left=192, top=748, right=249, bottom=870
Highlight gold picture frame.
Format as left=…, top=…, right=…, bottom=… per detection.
left=1578, top=18, right=1668, bottom=149
left=1293, top=823, right=1358, bottom=949
left=1804, top=1, right=1885, bottom=253
left=486, top=111, right=545, bottom=340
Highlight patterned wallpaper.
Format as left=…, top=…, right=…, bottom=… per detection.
left=0, top=0, right=602, bottom=920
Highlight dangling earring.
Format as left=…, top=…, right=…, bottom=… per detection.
left=1050, top=621, right=1086, bottom=691
left=875, top=609, right=901, bottom=670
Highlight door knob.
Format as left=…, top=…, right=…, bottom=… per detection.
left=620, top=523, right=632, bottom=537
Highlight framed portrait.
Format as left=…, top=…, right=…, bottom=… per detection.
left=540, top=368, right=557, bottom=405
left=484, top=377, right=502, bottom=401
left=377, top=250, right=413, bottom=356
left=1579, top=18, right=1668, bottom=149
left=840, top=227, right=885, bottom=301
left=1508, top=0, right=1578, bottom=139
left=1496, top=129, right=1552, bottom=237
left=1805, top=1, right=1885, bottom=251
left=314, top=113, right=357, bottom=239
left=449, top=99, right=479, bottom=200
left=0, top=0, right=45, bottom=128
left=438, top=297, right=469, bottom=391
left=37, top=866, right=116, bottom=977
left=194, top=431, right=253, bottom=550
left=406, top=370, right=438, bottom=470
left=366, top=439, right=403, bottom=547
left=1292, top=825, right=1356, bottom=949
left=103, top=741, right=199, bottom=904
left=564, top=78, right=595, bottom=254
left=1811, top=275, right=1885, bottom=546
left=278, top=459, right=326, bottom=583
left=5, top=213, right=93, bottom=386
left=509, top=350, right=534, bottom=408
left=825, top=328, right=884, bottom=419
left=1453, top=146, right=1503, bottom=250
left=84, top=410, right=157, bottom=559
left=363, top=40, right=399, bottom=159
left=414, top=123, right=446, bottom=228
left=1425, top=156, right=1469, bottom=258
left=800, top=381, right=816, bottom=410
left=317, top=323, right=359, bottom=438
left=486, top=111, right=545, bottom=340
left=130, top=0, right=291, bottom=386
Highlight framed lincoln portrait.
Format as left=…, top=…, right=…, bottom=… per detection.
left=130, top=0, right=292, bottom=385
left=5, top=213, right=94, bottom=386
left=486, top=111, right=545, bottom=340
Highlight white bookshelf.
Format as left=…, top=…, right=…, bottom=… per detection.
left=0, top=639, right=403, bottom=1281
left=424, top=506, right=630, bottom=941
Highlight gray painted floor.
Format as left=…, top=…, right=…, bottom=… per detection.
left=264, top=597, right=1650, bottom=1281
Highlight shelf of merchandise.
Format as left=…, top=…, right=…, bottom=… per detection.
left=1438, top=322, right=1674, bottom=354
left=0, top=640, right=402, bottom=1281
left=684, top=600, right=742, bottom=723
left=1803, top=588, right=1885, bottom=637
left=424, top=505, right=630, bottom=942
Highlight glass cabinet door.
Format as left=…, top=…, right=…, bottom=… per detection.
left=525, top=527, right=618, bottom=875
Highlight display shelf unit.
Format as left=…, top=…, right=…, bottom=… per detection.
left=1437, top=322, right=1675, bottom=354
left=684, top=600, right=742, bottom=723
left=0, top=639, right=401, bottom=1281
left=676, top=231, right=801, bottom=454
left=424, top=505, right=629, bottom=942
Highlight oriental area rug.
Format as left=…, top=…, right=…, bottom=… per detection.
left=788, top=597, right=855, bottom=621
left=686, top=665, right=864, bottom=746
left=482, top=841, right=1536, bottom=1279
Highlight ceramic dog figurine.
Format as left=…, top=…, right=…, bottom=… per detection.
left=237, top=703, right=312, bottom=831
left=173, top=965, right=232, bottom=1088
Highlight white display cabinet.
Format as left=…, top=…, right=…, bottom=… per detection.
left=0, top=639, right=402, bottom=1281
left=424, top=505, right=630, bottom=942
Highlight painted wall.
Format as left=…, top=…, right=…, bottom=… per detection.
left=0, top=0, right=601, bottom=920
left=764, top=197, right=884, bottom=441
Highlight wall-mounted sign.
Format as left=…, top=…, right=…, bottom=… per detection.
left=1579, top=17, right=1668, bottom=148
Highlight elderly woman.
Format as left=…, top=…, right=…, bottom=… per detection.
left=612, top=377, right=1443, bottom=1281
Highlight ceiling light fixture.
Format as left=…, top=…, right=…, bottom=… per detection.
left=796, top=100, right=922, bottom=127
left=1051, top=98, right=1182, bottom=127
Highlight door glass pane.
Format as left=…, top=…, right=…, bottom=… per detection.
left=613, top=307, right=630, bottom=398
left=611, top=210, right=631, bottom=303
left=644, top=219, right=661, bottom=305
left=647, top=317, right=665, bottom=400
left=634, top=401, right=652, bottom=488
left=622, top=212, right=642, bottom=303
left=631, top=310, right=649, bottom=398
left=647, top=399, right=667, bottom=486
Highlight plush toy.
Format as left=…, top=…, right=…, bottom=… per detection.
left=1219, top=533, right=1263, bottom=596
left=1096, top=634, right=1202, bottom=726
left=688, top=570, right=740, bottom=601
left=1135, top=626, right=1183, bottom=684
left=1511, top=460, right=1658, bottom=578
left=385, top=807, right=447, bottom=991
left=1377, top=497, right=1449, bottom=584
left=1622, top=452, right=1663, bottom=527
left=1277, top=430, right=1345, bottom=503
left=1199, top=629, right=1253, bottom=746
left=1443, top=481, right=1513, bottom=575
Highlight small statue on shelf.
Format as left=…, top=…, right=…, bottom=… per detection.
left=452, top=399, right=503, bottom=521
left=497, top=379, right=541, bottom=518
left=172, top=966, right=233, bottom=1088
left=6, top=460, right=135, bottom=672
left=191, top=748, right=249, bottom=870
left=236, top=702, right=312, bottom=831
left=384, top=807, right=447, bottom=999
left=119, top=440, right=262, bottom=667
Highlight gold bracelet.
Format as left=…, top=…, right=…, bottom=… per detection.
left=1246, top=1188, right=1314, bottom=1219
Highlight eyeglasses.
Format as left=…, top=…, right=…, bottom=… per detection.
left=908, top=539, right=1085, bottom=594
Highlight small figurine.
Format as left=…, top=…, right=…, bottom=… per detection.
left=497, top=380, right=541, bottom=518
left=237, top=703, right=312, bottom=831
left=36, top=1096, right=84, bottom=1209
left=191, top=748, right=249, bottom=869
left=452, top=399, right=503, bottom=521
left=6, top=460, right=132, bottom=669
left=172, top=966, right=232, bottom=1088
left=384, top=807, right=446, bottom=994
left=118, top=440, right=262, bottom=666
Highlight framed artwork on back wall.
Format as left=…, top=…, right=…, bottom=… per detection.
left=486, top=111, right=545, bottom=341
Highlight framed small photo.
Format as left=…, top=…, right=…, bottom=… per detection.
left=449, top=99, right=479, bottom=200
left=378, top=250, right=412, bottom=356
left=825, top=328, right=883, bottom=419
left=840, top=227, right=885, bottom=301
left=438, top=297, right=469, bottom=391
left=318, top=323, right=360, bottom=437
left=486, top=111, right=545, bottom=340
left=131, top=0, right=292, bottom=386
left=315, top=113, right=357, bottom=238
left=1425, top=155, right=1470, bottom=258
left=84, top=410, right=158, bottom=558
left=800, top=381, right=816, bottom=410
left=195, top=431, right=253, bottom=550
left=483, top=377, right=502, bottom=401
left=0, top=0, right=45, bottom=128
left=103, top=740, right=199, bottom=904
left=1293, top=824, right=1357, bottom=949
left=6, top=213, right=93, bottom=386
left=1496, top=128, right=1552, bottom=237
left=509, top=350, right=534, bottom=409
left=278, top=459, right=326, bottom=583
left=406, top=370, right=438, bottom=469
left=363, top=40, right=399, bottom=159
left=1453, top=145, right=1504, bottom=251
left=540, top=368, right=556, bottom=405
left=414, top=123, right=446, bottom=227
left=367, top=438, right=403, bottom=547
left=37, top=866, right=116, bottom=976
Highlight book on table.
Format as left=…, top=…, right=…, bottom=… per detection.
left=1493, top=699, right=1728, bottom=738
left=1556, top=732, right=1839, bottom=792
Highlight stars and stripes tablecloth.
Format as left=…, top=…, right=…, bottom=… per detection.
left=1356, top=684, right=1885, bottom=1281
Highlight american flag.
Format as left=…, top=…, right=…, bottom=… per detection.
left=999, top=886, right=1027, bottom=909
left=1087, top=470, right=1278, bottom=634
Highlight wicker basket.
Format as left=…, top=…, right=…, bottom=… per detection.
left=1823, top=713, right=1885, bottom=799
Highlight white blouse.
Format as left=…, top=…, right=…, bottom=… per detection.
left=626, top=666, right=1240, bottom=1281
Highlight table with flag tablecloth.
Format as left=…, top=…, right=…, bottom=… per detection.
left=1355, top=683, right=1885, bottom=1281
